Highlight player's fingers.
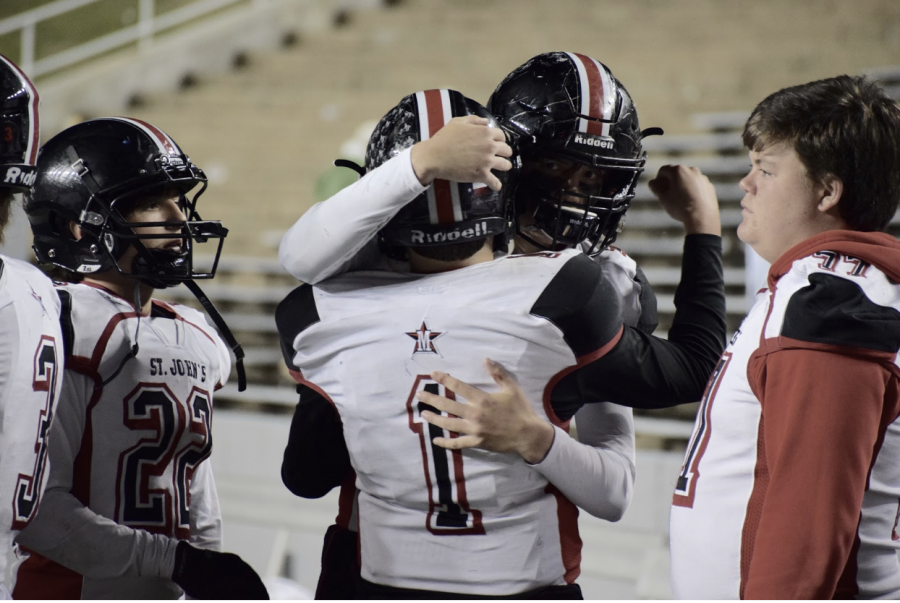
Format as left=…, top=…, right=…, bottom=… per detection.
left=495, top=141, right=513, bottom=157
left=491, top=156, right=512, bottom=172
left=482, top=172, right=502, bottom=191
left=416, top=389, right=468, bottom=416
left=460, top=115, right=489, bottom=126
left=432, top=435, right=481, bottom=450
left=431, top=370, right=484, bottom=403
left=420, top=410, right=468, bottom=434
left=484, top=358, right=516, bottom=388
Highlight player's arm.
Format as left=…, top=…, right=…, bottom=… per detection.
left=633, top=264, right=659, bottom=335
left=15, top=370, right=181, bottom=580
left=278, top=116, right=511, bottom=283
left=743, top=347, right=890, bottom=598
left=15, top=371, right=267, bottom=599
left=281, top=384, right=352, bottom=498
left=537, top=237, right=725, bottom=414
left=419, top=361, right=634, bottom=521
left=187, top=459, right=223, bottom=552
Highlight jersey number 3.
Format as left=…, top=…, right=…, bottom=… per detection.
left=406, top=376, right=484, bottom=536
left=12, top=337, right=58, bottom=529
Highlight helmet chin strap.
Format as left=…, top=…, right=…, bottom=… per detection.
left=184, top=280, right=247, bottom=392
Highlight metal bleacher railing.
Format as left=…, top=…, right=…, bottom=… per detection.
left=0, top=0, right=255, bottom=78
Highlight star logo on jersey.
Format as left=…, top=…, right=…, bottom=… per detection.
left=406, top=321, right=443, bottom=355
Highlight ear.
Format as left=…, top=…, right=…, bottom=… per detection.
left=816, top=175, right=843, bottom=214
left=69, top=221, right=83, bottom=241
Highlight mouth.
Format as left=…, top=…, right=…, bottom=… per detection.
left=162, top=240, right=184, bottom=254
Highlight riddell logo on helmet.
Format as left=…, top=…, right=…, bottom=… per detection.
left=410, top=221, right=489, bottom=244
left=3, top=166, right=35, bottom=187
left=571, top=133, right=614, bottom=150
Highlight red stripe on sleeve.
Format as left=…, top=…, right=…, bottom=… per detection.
left=542, top=325, right=624, bottom=429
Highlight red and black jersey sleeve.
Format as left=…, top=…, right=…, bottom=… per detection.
left=548, top=234, right=726, bottom=418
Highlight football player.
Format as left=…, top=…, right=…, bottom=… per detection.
left=0, top=54, right=63, bottom=598
left=668, top=76, right=900, bottom=598
left=12, top=118, right=267, bottom=599
left=277, top=89, right=724, bottom=597
left=276, top=54, right=720, bottom=597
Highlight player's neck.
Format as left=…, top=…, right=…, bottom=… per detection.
left=407, top=244, right=495, bottom=274
left=82, top=273, right=155, bottom=315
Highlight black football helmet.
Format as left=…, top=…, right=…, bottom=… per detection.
left=0, top=54, right=39, bottom=193
left=25, top=117, right=227, bottom=288
left=366, top=89, right=517, bottom=252
left=25, top=117, right=247, bottom=391
left=488, top=51, right=658, bottom=253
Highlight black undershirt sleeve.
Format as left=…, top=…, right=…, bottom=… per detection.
left=281, top=384, right=353, bottom=499
left=633, top=264, right=659, bottom=335
left=550, top=234, right=726, bottom=417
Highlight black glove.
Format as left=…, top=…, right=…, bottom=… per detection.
left=172, top=540, right=269, bottom=600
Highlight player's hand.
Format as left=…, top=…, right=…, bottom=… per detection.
left=417, top=358, right=555, bottom=464
left=648, top=164, right=721, bottom=235
left=172, top=541, right=269, bottom=600
left=410, top=115, right=513, bottom=191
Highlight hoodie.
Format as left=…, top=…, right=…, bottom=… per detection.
left=743, top=230, right=900, bottom=599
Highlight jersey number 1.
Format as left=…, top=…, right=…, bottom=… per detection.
left=406, top=376, right=484, bottom=536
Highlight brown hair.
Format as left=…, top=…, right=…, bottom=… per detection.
left=743, top=75, right=900, bottom=232
left=0, top=191, right=12, bottom=244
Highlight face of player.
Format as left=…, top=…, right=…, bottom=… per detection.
left=514, top=156, right=593, bottom=252
left=527, top=156, right=608, bottom=205
left=116, top=191, right=188, bottom=273
left=737, top=143, right=840, bottom=264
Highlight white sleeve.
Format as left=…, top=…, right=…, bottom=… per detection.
left=14, top=371, right=179, bottom=580
left=278, top=147, right=427, bottom=283
left=187, top=459, right=222, bottom=552
left=529, top=402, right=635, bottom=521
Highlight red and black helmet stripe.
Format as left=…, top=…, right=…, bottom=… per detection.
left=565, top=52, right=615, bottom=137
left=415, top=89, right=463, bottom=225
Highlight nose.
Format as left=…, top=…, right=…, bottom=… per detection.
left=739, top=172, right=753, bottom=195
left=164, top=198, right=187, bottom=226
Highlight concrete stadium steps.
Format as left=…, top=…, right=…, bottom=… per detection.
left=130, top=0, right=900, bottom=438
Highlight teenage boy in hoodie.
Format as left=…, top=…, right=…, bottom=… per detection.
left=664, top=75, right=900, bottom=599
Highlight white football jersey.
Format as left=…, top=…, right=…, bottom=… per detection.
left=670, top=232, right=900, bottom=599
left=0, top=256, right=62, bottom=592
left=280, top=249, right=628, bottom=595
left=14, top=282, right=229, bottom=600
